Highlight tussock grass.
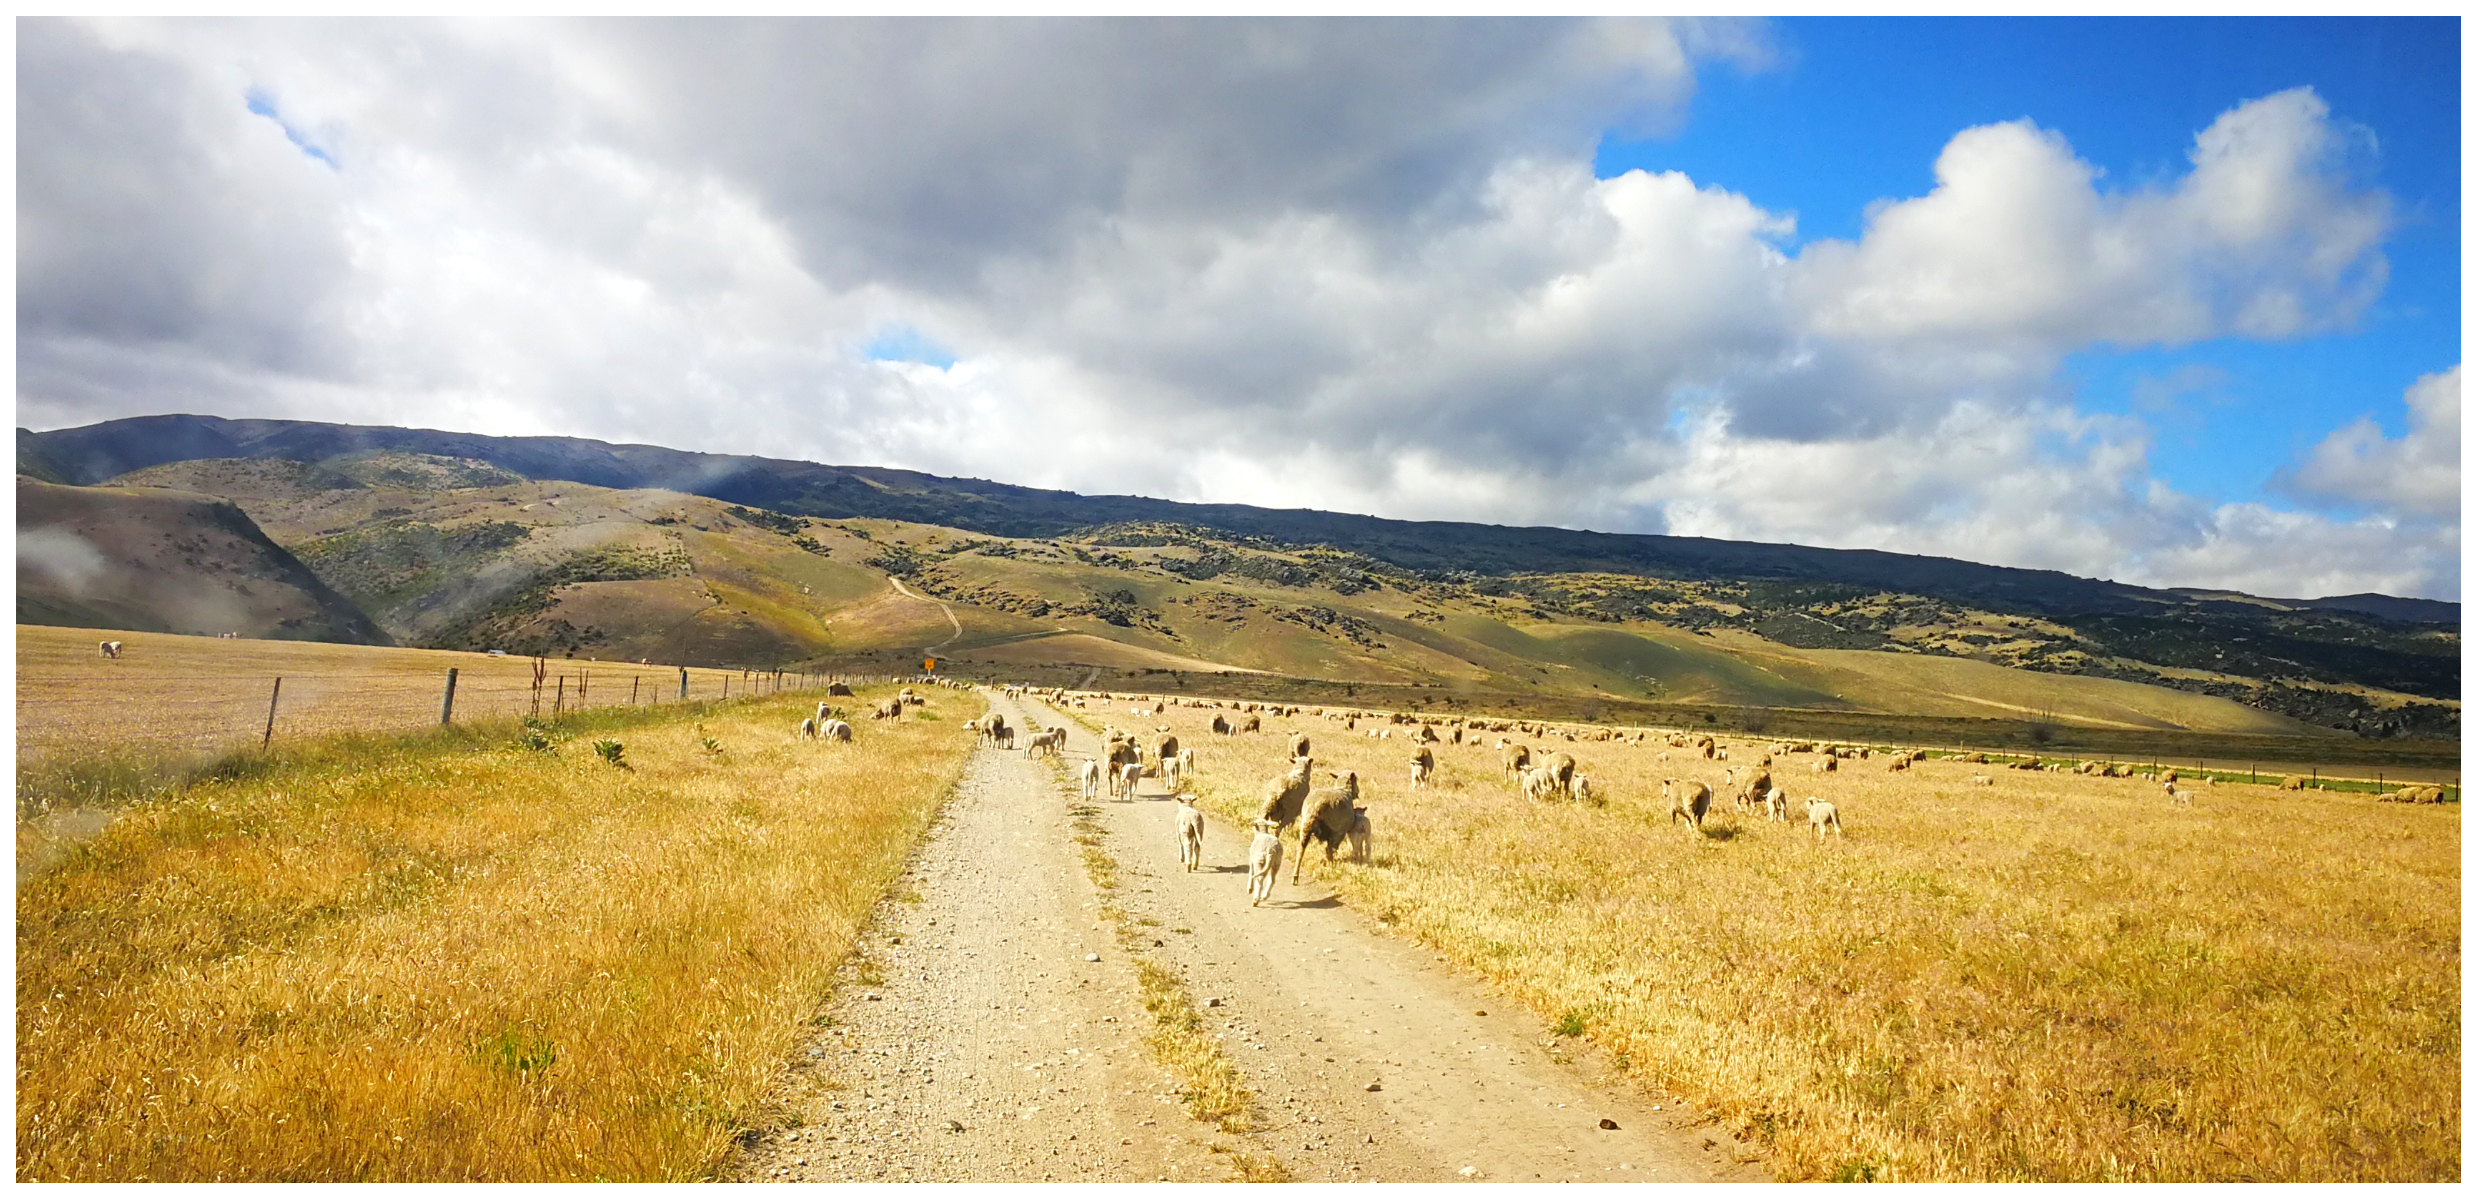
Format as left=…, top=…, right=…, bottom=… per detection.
left=16, top=687, right=980, bottom=1182
left=1124, top=699, right=2459, bottom=1182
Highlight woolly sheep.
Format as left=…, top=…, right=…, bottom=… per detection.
left=1247, top=820, right=1284, bottom=906
left=1805, top=797, right=1843, bottom=839
left=798, top=716, right=819, bottom=739
left=1241, top=713, right=1261, bottom=733
left=1162, top=754, right=1183, bottom=791
left=1572, top=774, right=1597, bottom=807
left=1080, top=758, right=1103, bottom=801
left=1178, top=747, right=1197, bottom=778
left=1347, top=808, right=1372, bottom=863
left=1521, top=766, right=1559, bottom=803
left=1764, top=786, right=1787, bottom=821
left=821, top=719, right=852, bottom=743
left=1539, top=750, right=1577, bottom=797
left=1289, top=732, right=1310, bottom=758
left=1258, top=757, right=1315, bottom=829
left=1664, top=778, right=1711, bottom=835
left=1968, top=774, right=1993, bottom=786
left=1116, top=761, right=1145, bottom=799
left=1503, top=743, right=1533, bottom=780
left=1293, top=771, right=1363, bottom=883
left=1212, top=713, right=1232, bottom=735
left=1175, top=795, right=1205, bottom=872
left=1410, top=746, right=1434, bottom=789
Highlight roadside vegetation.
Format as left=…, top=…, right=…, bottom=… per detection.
left=17, top=686, right=980, bottom=1182
left=1111, top=694, right=2460, bottom=1182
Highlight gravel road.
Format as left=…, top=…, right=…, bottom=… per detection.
left=733, top=692, right=1762, bottom=1183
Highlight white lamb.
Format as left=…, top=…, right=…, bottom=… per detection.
left=1080, top=759, right=1103, bottom=801
left=1806, top=798, right=1843, bottom=839
left=1247, top=819, right=1284, bottom=906
left=1117, top=761, right=1144, bottom=799
left=1175, top=795, right=1205, bottom=872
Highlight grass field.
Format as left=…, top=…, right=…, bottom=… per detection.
left=16, top=682, right=981, bottom=1181
left=16, top=625, right=854, bottom=770
left=1086, top=692, right=2460, bottom=1182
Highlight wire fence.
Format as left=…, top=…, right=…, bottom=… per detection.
left=19, top=658, right=915, bottom=764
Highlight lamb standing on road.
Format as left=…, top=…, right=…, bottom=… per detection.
left=1080, top=758, right=1103, bottom=801
left=1116, top=761, right=1144, bottom=799
left=1174, top=795, right=1205, bottom=872
left=1247, top=820, right=1285, bottom=906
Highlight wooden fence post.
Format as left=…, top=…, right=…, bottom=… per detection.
left=679, top=667, right=689, bottom=701
left=555, top=675, right=566, bottom=715
left=440, top=667, right=459, bottom=725
left=262, top=676, right=283, bottom=748
left=631, top=676, right=640, bottom=705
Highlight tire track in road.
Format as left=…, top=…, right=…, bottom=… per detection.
left=1027, top=697, right=1763, bottom=1183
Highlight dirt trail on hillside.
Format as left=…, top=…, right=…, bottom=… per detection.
left=733, top=692, right=1759, bottom=1183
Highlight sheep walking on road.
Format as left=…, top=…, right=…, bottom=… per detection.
left=1080, top=758, right=1103, bottom=801
left=1258, top=757, right=1315, bottom=830
left=1116, top=761, right=1144, bottom=800
left=1806, top=797, right=1843, bottom=839
left=1247, top=820, right=1285, bottom=906
left=1174, top=795, right=1205, bottom=872
left=1162, top=754, right=1184, bottom=791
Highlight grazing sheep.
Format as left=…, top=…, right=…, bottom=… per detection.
left=1540, top=751, right=1577, bottom=798
left=1503, top=744, right=1533, bottom=780
left=1410, top=746, right=1435, bottom=789
left=1247, top=820, right=1284, bottom=906
left=1293, top=771, right=1363, bottom=883
left=96, top=640, right=121, bottom=658
left=1241, top=713, right=1261, bottom=733
left=1116, top=761, right=1144, bottom=799
left=1968, top=774, right=1993, bottom=786
left=1175, top=795, right=1205, bottom=871
left=819, top=719, right=852, bottom=743
left=818, top=701, right=836, bottom=726
left=1812, top=757, right=1836, bottom=774
left=1178, top=747, right=1197, bottom=778
left=1212, top=713, right=1232, bottom=735
left=1663, top=778, right=1711, bottom=835
left=1521, top=766, right=1559, bottom=803
left=798, top=716, right=819, bottom=739
left=1805, top=797, right=1843, bottom=839
left=827, top=682, right=854, bottom=697
left=1572, top=774, right=1597, bottom=806
left=1764, top=786, right=1788, bottom=821
left=1289, top=732, right=1310, bottom=758
left=1347, top=808, right=1372, bottom=862
left=1080, top=759, right=1103, bottom=800
left=2167, top=787, right=2195, bottom=806
left=1258, top=757, right=1316, bottom=829
left=2279, top=775, right=2306, bottom=791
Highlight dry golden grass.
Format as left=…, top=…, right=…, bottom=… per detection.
left=16, top=685, right=981, bottom=1181
left=18, top=624, right=836, bottom=765
left=1103, top=696, right=2460, bottom=1182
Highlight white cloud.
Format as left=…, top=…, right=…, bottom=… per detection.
left=15, top=19, right=2450, bottom=601
left=2285, top=365, right=2459, bottom=520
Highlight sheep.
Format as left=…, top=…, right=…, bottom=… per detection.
left=98, top=639, right=123, bottom=659
left=1241, top=713, right=1261, bottom=733
left=1175, top=795, right=1205, bottom=872
left=1289, top=732, right=1310, bottom=758
left=1080, top=758, right=1103, bottom=800
left=1664, top=778, right=1711, bottom=835
left=1116, top=761, right=1144, bottom=799
left=1805, top=797, right=1843, bottom=839
left=1539, top=751, right=1577, bottom=798
left=1503, top=743, right=1533, bottom=780
left=1812, top=757, right=1836, bottom=774
left=993, top=722, right=1016, bottom=750
left=827, top=682, right=853, bottom=697
left=1030, top=728, right=1067, bottom=757
left=1346, top=808, right=1372, bottom=862
left=798, top=716, right=819, bottom=739
left=1520, top=766, right=1559, bottom=803
left=1178, top=747, right=1197, bottom=779
left=1162, top=754, right=1183, bottom=791
left=1410, top=746, right=1435, bottom=789
left=2167, top=787, right=2195, bottom=806
left=1293, top=771, right=1363, bottom=883
left=1153, top=732, right=1180, bottom=766
left=1764, top=786, right=1787, bottom=821
left=817, top=701, right=836, bottom=726
left=1968, top=774, right=1993, bottom=786
left=1212, top=713, right=1232, bottom=735
left=1247, top=820, right=1285, bottom=906
left=2279, top=775, right=2306, bottom=791
left=1572, top=774, right=1597, bottom=806
left=1258, top=757, right=1316, bottom=829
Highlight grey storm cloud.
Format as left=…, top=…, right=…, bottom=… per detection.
left=13, top=18, right=2455, bottom=599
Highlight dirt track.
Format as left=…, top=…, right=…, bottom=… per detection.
left=733, top=691, right=1761, bottom=1182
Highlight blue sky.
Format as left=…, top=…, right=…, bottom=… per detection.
left=1597, top=16, right=2458, bottom=511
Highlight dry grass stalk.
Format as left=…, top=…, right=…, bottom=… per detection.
left=1119, top=699, right=2459, bottom=1182
left=17, top=687, right=979, bottom=1182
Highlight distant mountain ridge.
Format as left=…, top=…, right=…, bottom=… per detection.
left=20, top=414, right=2456, bottom=626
